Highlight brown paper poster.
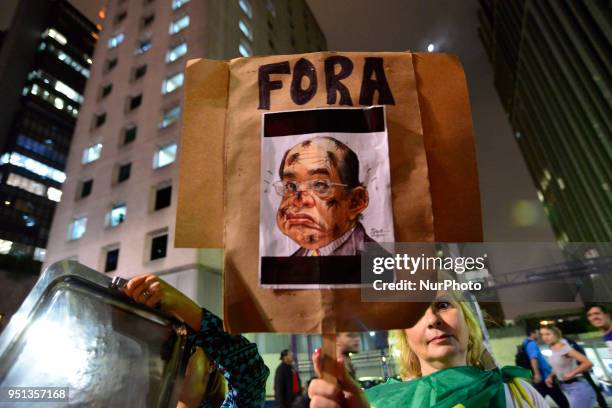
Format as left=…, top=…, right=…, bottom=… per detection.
left=176, top=52, right=482, bottom=333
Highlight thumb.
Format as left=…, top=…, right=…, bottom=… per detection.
left=312, top=348, right=343, bottom=381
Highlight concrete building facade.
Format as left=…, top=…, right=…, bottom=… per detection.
left=43, top=0, right=326, bottom=394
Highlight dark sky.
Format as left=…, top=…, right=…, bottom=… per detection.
left=1, top=0, right=555, bottom=241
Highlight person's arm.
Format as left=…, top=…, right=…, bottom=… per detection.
left=525, top=342, right=542, bottom=384
left=123, top=274, right=269, bottom=407
left=529, top=358, right=542, bottom=383
left=191, top=309, right=270, bottom=407
left=123, top=273, right=203, bottom=331
left=563, top=349, right=593, bottom=379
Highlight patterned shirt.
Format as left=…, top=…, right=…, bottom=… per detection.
left=191, top=309, right=269, bottom=408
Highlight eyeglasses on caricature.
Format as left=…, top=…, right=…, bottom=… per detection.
left=273, top=179, right=348, bottom=199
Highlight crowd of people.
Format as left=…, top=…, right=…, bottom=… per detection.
left=514, top=305, right=612, bottom=408
left=121, top=274, right=611, bottom=407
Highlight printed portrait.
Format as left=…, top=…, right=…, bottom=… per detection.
left=259, top=106, right=394, bottom=288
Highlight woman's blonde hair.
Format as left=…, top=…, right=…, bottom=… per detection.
left=541, top=325, right=562, bottom=342
left=391, top=291, right=484, bottom=379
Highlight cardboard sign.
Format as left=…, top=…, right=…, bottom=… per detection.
left=176, top=52, right=482, bottom=333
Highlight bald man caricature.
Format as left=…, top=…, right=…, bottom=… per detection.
left=273, top=136, right=377, bottom=256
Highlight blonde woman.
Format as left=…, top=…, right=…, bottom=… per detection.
left=308, top=292, right=548, bottom=407
left=540, top=326, right=596, bottom=408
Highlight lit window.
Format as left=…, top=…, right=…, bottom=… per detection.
left=16, top=135, right=65, bottom=163
left=47, top=187, right=62, bottom=202
left=68, top=217, right=87, bottom=240
left=0, top=239, right=13, bottom=255
left=166, top=42, right=187, bottom=63
left=169, top=15, right=189, bottom=34
left=108, top=204, right=126, bottom=227
left=40, top=41, right=90, bottom=77
left=172, top=0, right=190, bottom=10
left=239, top=0, right=253, bottom=18
left=82, top=143, right=102, bottom=164
left=153, top=143, right=177, bottom=168
left=6, top=173, right=46, bottom=196
left=161, top=72, right=184, bottom=94
left=34, top=247, right=46, bottom=262
left=239, top=41, right=252, bottom=57
left=135, top=38, right=152, bottom=54
left=42, top=28, right=67, bottom=45
left=159, top=106, right=181, bottom=128
left=28, top=84, right=78, bottom=117
left=108, top=32, right=124, bottom=49
left=0, top=152, right=66, bottom=183
left=53, top=79, right=83, bottom=103
left=104, top=247, right=120, bottom=272
left=23, top=215, right=37, bottom=228
left=239, top=20, right=252, bottom=40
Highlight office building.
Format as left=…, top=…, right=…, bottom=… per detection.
left=43, top=1, right=327, bottom=376
left=0, top=0, right=98, bottom=267
left=478, top=0, right=611, bottom=244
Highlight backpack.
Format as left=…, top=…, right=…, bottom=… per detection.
left=515, top=342, right=531, bottom=369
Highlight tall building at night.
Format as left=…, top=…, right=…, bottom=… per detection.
left=0, top=0, right=98, bottom=268
left=478, top=0, right=611, bottom=244
left=44, top=0, right=326, bottom=318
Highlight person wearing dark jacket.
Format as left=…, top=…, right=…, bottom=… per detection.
left=274, top=349, right=301, bottom=408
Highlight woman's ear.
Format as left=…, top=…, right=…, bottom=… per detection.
left=347, top=186, right=368, bottom=220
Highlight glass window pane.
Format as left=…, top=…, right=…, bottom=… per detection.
left=154, top=143, right=177, bottom=168
left=239, top=20, right=252, bottom=40
left=161, top=72, right=184, bottom=94
left=172, top=0, right=190, bottom=10
left=69, top=217, right=87, bottom=240
left=82, top=144, right=102, bottom=164
left=169, top=15, right=189, bottom=35
left=165, top=43, right=187, bottom=63
left=108, top=32, right=124, bottom=49
left=109, top=205, right=126, bottom=227
left=150, top=234, right=168, bottom=260
left=3, top=152, right=66, bottom=183
left=239, top=41, right=252, bottom=57
left=239, top=0, right=253, bottom=18
left=105, top=248, right=120, bottom=272
left=159, top=107, right=181, bottom=128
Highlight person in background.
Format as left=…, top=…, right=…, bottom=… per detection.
left=275, top=349, right=301, bottom=408
left=541, top=325, right=596, bottom=408
left=308, top=291, right=549, bottom=407
left=122, top=274, right=269, bottom=408
left=523, top=328, right=569, bottom=408
left=564, top=336, right=608, bottom=408
left=336, top=332, right=361, bottom=380
left=586, top=304, right=612, bottom=355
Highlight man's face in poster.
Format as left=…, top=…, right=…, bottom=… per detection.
left=275, top=137, right=368, bottom=251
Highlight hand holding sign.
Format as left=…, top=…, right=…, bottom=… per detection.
left=309, top=348, right=369, bottom=408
